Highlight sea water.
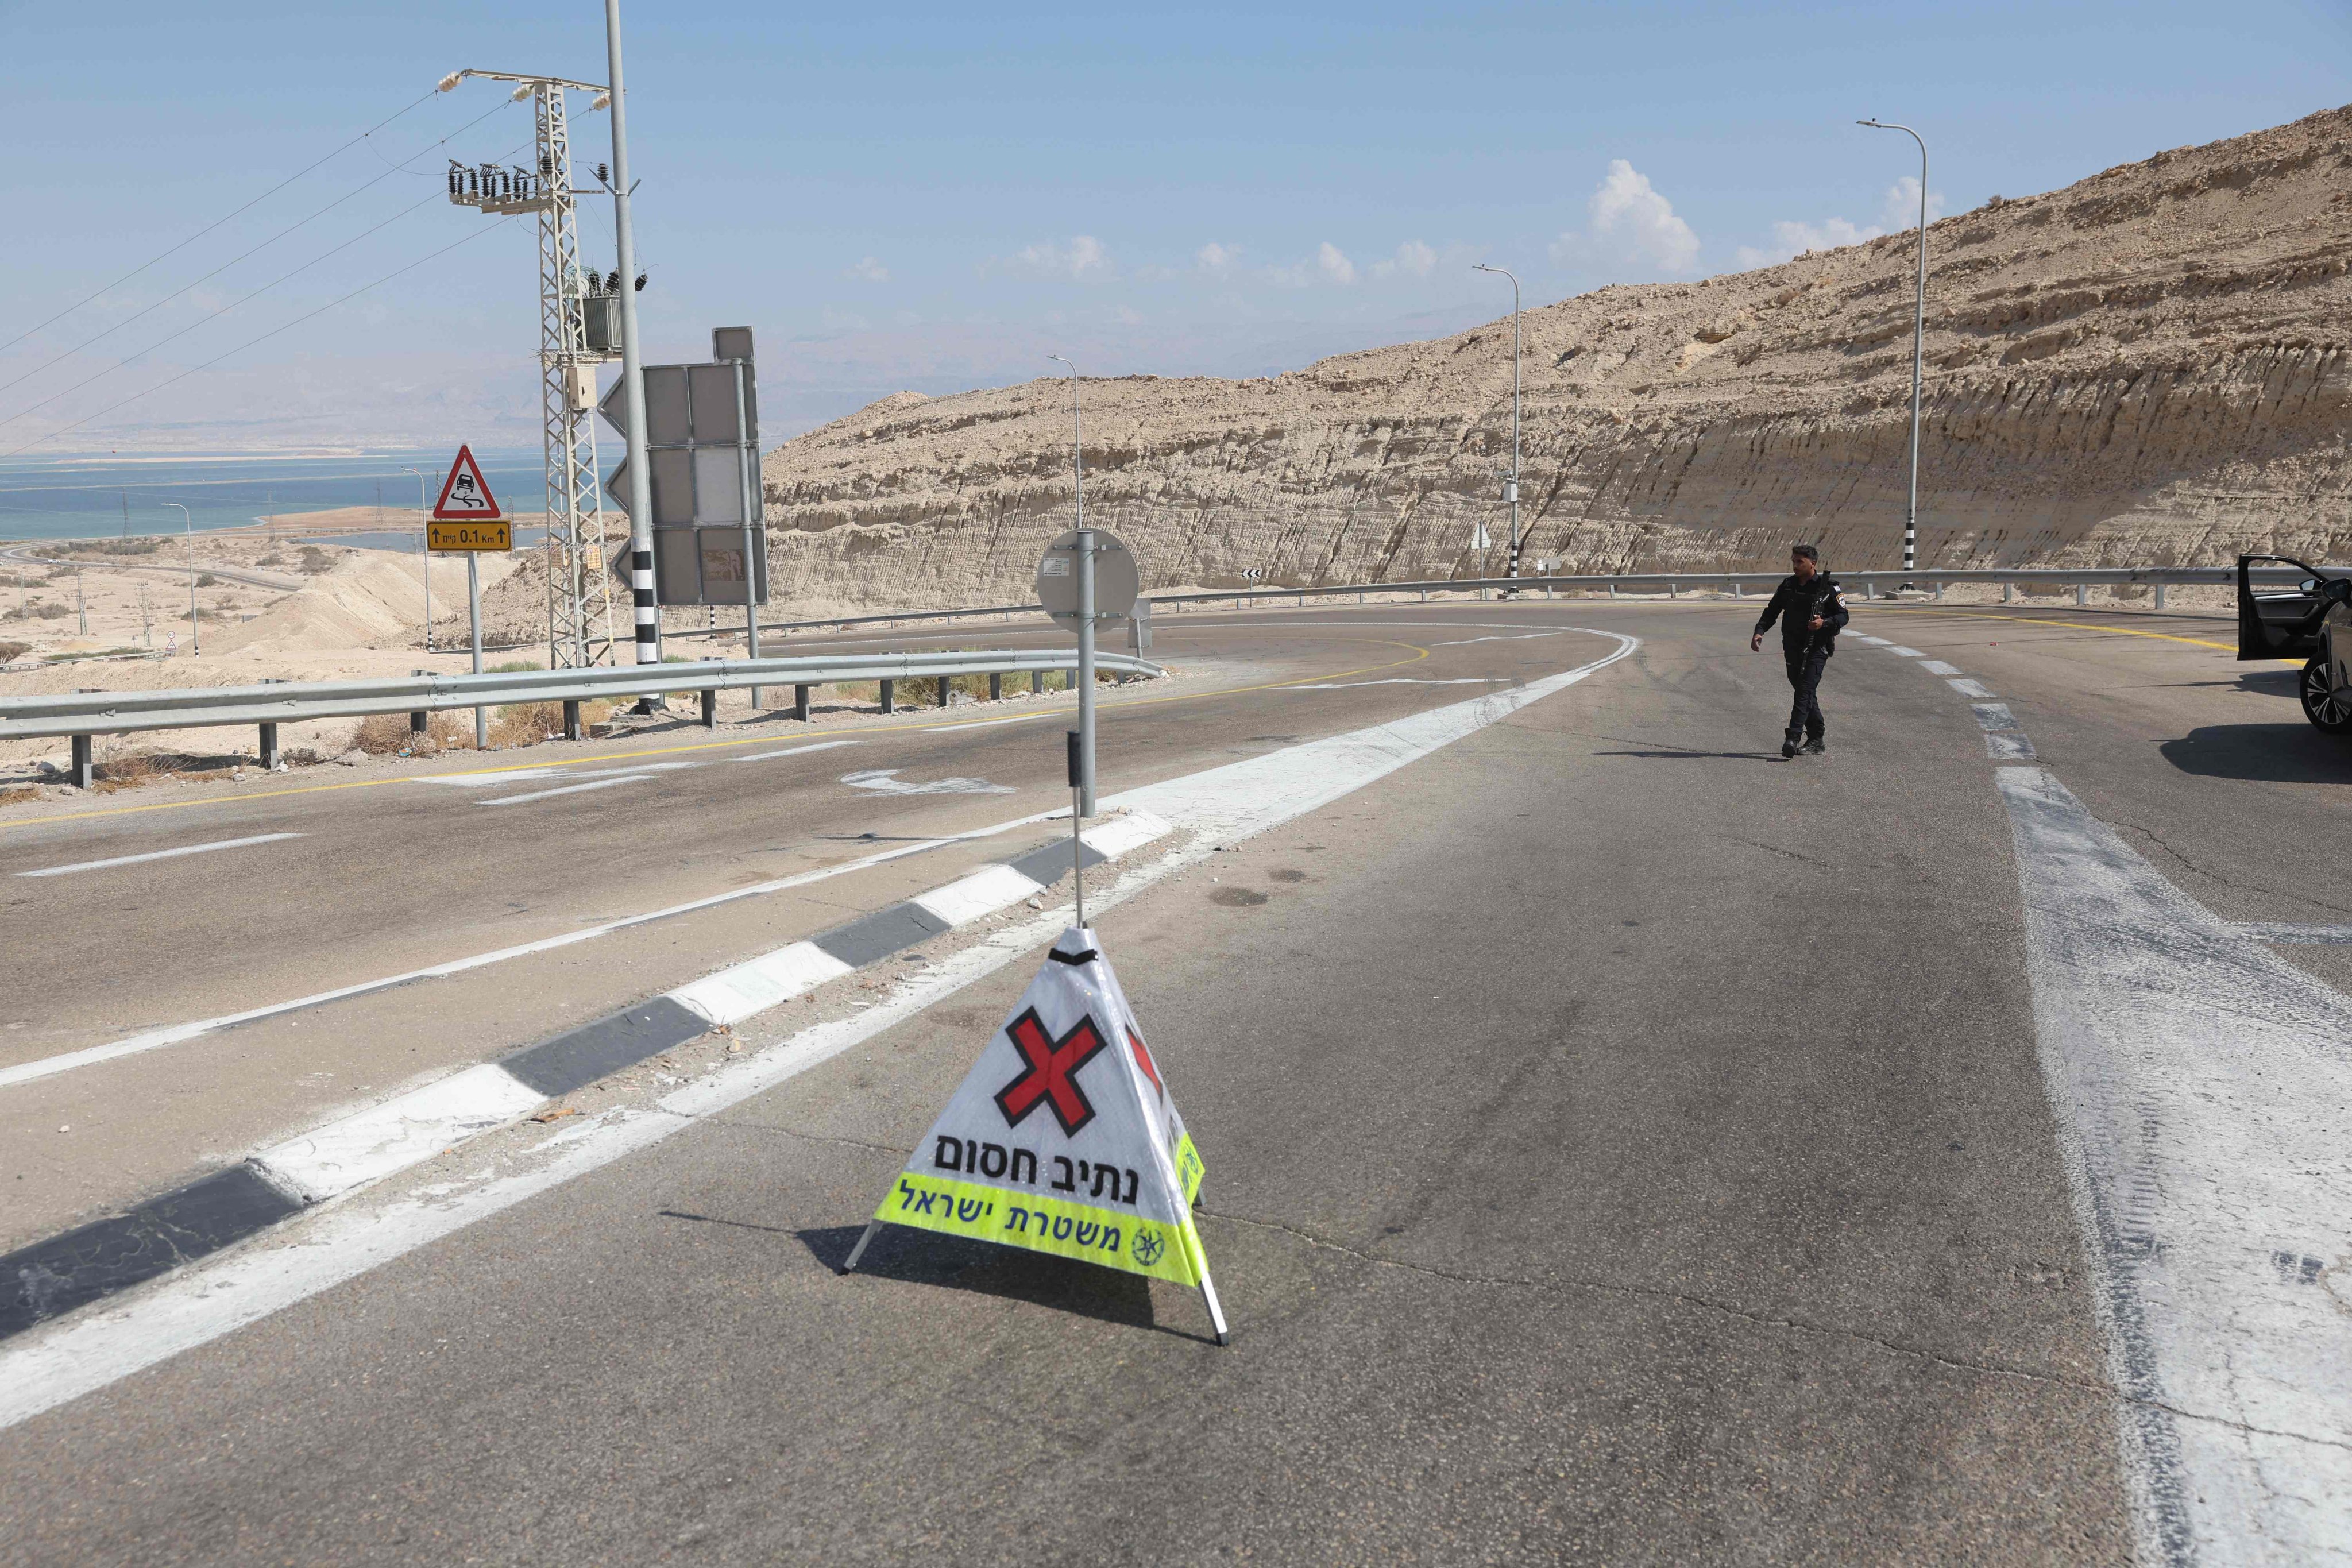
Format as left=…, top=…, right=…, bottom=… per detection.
left=0, top=450, right=555, bottom=542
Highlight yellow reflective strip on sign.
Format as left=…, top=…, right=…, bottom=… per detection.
left=1174, top=1133, right=1205, bottom=1206
left=874, top=1172, right=1202, bottom=1286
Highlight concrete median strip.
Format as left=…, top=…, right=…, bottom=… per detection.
left=0, top=628, right=1638, bottom=1419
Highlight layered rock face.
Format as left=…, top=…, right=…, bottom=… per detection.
left=762, top=106, right=2352, bottom=606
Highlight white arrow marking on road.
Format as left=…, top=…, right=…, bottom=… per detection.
left=840, top=768, right=1014, bottom=796
left=15, top=833, right=303, bottom=879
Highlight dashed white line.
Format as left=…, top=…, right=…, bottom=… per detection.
left=1985, top=732, right=2037, bottom=760
left=728, top=739, right=861, bottom=761
left=1948, top=678, right=1994, bottom=698
left=478, top=775, right=656, bottom=806
left=1920, top=659, right=1961, bottom=675
left=15, top=833, right=304, bottom=879
left=924, top=713, right=1051, bottom=732
left=1280, top=677, right=1506, bottom=689
left=1888, top=646, right=1925, bottom=657
left=1431, top=631, right=1565, bottom=647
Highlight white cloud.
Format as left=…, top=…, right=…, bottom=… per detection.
left=843, top=256, right=889, bottom=283
left=1010, top=235, right=1111, bottom=280
left=1318, top=241, right=1357, bottom=285
left=1881, top=176, right=1946, bottom=229
left=1565, top=159, right=1701, bottom=276
left=1195, top=241, right=1240, bottom=275
left=1733, top=216, right=1883, bottom=269
left=1372, top=240, right=1438, bottom=279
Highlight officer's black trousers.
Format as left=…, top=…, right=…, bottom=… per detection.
left=1783, top=645, right=1830, bottom=741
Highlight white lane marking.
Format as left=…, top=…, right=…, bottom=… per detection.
left=911, top=864, right=1047, bottom=929
left=0, top=632, right=1640, bottom=1430
left=1431, top=631, right=1565, bottom=646
left=1996, top=766, right=2352, bottom=1565
left=1279, top=678, right=1505, bottom=689
left=1971, top=702, right=2022, bottom=732
left=925, top=713, right=1050, bottom=732
left=1920, top=659, right=1961, bottom=675
left=478, top=775, right=657, bottom=806
left=1888, top=646, right=1924, bottom=657
left=2234, top=922, right=2352, bottom=945
left=1948, top=678, right=1994, bottom=698
left=1850, top=635, right=1893, bottom=646
left=729, top=739, right=860, bottom=762
left=840, top=768, right=1014, bottom=797
left=0, top=807, right=1071, bottom=1092
left=411, top=768, right=580, bottom=789
left=14, top=833, right=303, bottom=879
left=671, top=941, right=854, bottom=1027
left=1985, top=732, right=2037, bottom=760
left=573, top=760, right=701, bottom=777
left=252, top=1064, right=546, bottom=1204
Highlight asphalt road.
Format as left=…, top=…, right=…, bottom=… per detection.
left=2, top=594, right=2346, bottom=1565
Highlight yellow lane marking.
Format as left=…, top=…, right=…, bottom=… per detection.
left=0, top=634, right=1439, bottom=835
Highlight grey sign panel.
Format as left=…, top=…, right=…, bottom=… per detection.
left=650, top=447, right=695, bottom=526
left=597, top=376, right=629, bottom=439
left=693, top=447, right=745, bottom=524
left=688, top=364, right=740, bottom=443
left=644, top=366, right=692, bottom=445
left=712, top=326, right=754, bottom=362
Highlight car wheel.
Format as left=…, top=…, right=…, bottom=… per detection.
left=2299, top=657, right=2352, bottom=733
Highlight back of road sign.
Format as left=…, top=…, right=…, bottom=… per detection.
left=855, top=929, right=1218, bottom=1315
left=1036, top=530, right=1139, bottom=625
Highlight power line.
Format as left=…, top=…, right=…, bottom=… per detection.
left=0, top=88, right=444, bottom=358
left=0, top=150, right=527, bottom=433
left=0, top=100, right=520, bottom=404
left=3, top=218, right=522, bottom=461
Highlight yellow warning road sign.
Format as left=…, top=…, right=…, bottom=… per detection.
left=427, top=520, right=511, bottom=551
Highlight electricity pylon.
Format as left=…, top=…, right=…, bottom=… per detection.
left=440, top=68, right=619, bottom=667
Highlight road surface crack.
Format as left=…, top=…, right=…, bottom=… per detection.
left=1196, top=1207, right=2352, bottom=1453
left=2109, top=818, right=2352, bottom=917
left=714, top=1120, right=911, bottom=1160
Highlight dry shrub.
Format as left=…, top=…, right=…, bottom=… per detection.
left=352, top=710, right=474, bottom=755
left=488, top=700, right=611, bottom=747
left=0, top=785, right=37, bottom=808
left=92, top=752, right=161, bottom=793
left=0, top=640, right=28, bottom=663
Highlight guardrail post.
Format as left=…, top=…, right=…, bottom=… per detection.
left=258, top=721, right=280, bottom=771
left=71, top=734, right=94, bottom=790
left=411, top=668, right=428, bottom=734
left=1608, top=582, right=1617, bottom=599
left=2003, top=582, right=2014, bottom=604
left=1936, top=581, right=1946, bottom=601
left=879, top=678, right=894, bottom=714
left=988, top=671, right=1002, bottom=701
left=2155, top=582, right=2168, bottom=611
left=563, top=700, right=582, bottom=741
left=1419, top=589, right=1427, bottom=603
left=700, top=689, right=717, bottom=727
left=1669, top=582, right=1677, bottom=600
left=2076, top=584, right=2088, bottom=607
left=935, top=674, right=950, bottom=708
left=1732, top=580, right=1743, bottom=598
left=794, top=682, right=811, bottom=721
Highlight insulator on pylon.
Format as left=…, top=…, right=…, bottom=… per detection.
left=447, top=160, right=464, bottom=198
left=634, top=272, right=647, bottom=292
left=539, top=153, right=553, bottom=176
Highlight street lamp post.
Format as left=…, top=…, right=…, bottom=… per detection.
left=1046, top=353, right=1096, bottom=818
left=1859, top=118, right=1928, bottom=585
left=1472, top=263, right=1522, bottom=594
left=162, top=502, right=197, bottom=655
left=400, top=466, right=431, bottom=652
left=604, top=0, right=662, bottom=689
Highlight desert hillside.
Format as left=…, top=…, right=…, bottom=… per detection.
left=760, top=104, right=2352, bottom=605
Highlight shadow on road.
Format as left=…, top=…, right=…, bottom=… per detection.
left=775, top=1220, right=1211, bottom=1343
left=2157, top=725, right=2352, bottom=784
left=1593, top=749, right=1782, bottom=762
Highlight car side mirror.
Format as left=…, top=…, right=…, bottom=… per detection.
left=2327, top=579, right=2352, bottom=605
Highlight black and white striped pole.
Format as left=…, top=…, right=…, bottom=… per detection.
left=604, top=0, right=663, bottom=686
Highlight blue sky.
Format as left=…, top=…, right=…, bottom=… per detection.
left=1, top=0, right=2345, bottom=450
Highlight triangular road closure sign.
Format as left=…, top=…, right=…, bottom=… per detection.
left=844, top=927, right=1227, bottom=1343
left=432, top=445, right=502, bottom=519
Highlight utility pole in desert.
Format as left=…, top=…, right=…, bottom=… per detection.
left=1860, top=118, right=1929, bottom=587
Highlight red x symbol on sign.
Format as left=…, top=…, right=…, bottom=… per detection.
left=995, top=1007, right=1112, bottom=1136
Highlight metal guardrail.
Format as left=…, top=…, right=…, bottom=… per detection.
left=670, top=565, right=2336, bottom=643
left=7, top=648, right=1163, bottom=787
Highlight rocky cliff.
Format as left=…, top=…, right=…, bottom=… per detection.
left=760, top=105, right=2352, bottom=606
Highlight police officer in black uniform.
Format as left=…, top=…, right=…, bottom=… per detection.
left=1749, top=544, right=1848, bottom=758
